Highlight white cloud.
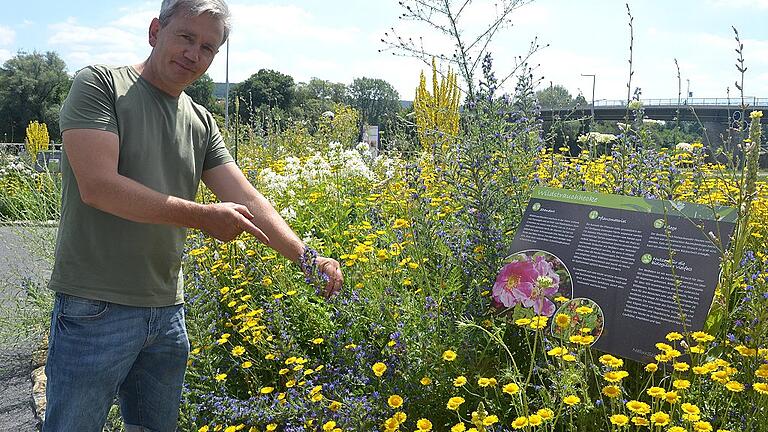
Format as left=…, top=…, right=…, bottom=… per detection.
left=0, top=25, right=15, bottom=46
left=36, top=0, right=550, bottom=100
left=559, top=26, right=768, bottom=99
left=693, top=32, right=768, bottom=64
left=754, top=73, right=768, bottom=97
left=708, top=0, right=768, bottom=8
left=205, top=3, right=374, bottom=85
left=634, top=29, right=768, bottom=98
left=228, top=3, right=360, bottom=44
left=0, top=48, right=11, bottom=64
left=344, top=55, right=427, bottom=99
left=47, top=13, right=151, bottom=72
left=533, top=47, right=629, bottom=101
left=110, top=9, right=157, bottom=31
left=203, top=2, right=433, bottom=97
left=49, top=18, right=144, bottom=48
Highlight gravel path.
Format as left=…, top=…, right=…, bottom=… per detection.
left=0, top=225, right=56, bottom=431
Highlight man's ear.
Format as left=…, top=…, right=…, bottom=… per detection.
left=148, top=18, right=161, bottom=47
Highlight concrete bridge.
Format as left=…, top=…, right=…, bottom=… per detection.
left=541, top=97, right=768, bottom=122
left=541, top=97, right=768, bottom=144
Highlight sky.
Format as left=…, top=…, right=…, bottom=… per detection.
left=1, top=0, right=767, bottom=103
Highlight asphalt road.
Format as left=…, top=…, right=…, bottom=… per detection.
left=0, top=225, right=56, bottom=431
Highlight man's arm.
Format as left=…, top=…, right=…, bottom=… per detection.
left=202, top=162, right=343, bottom=296
left=201, top=162, right=304, bottom=261
left=63, top=128, right=269, bottom=244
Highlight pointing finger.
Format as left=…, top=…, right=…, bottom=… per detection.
left=240, top=217, right=270, bottom=245
left=234, top=204, right=255, bottom=220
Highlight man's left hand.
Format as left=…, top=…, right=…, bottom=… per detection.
left=316, top=256, right=343, bottom=298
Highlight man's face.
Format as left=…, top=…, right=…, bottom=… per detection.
left=148, top=12, right=224, bottom=91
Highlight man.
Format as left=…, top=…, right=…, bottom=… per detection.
left=43, top=1, right=343, bottom=430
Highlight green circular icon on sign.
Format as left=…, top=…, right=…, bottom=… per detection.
left=653, top=219, right=665, bottom=229
left=641, top=253, right=653, bottom=264
left=532, top=202, right=541, bottom=211
left=588, top=210, right=599, bottom=220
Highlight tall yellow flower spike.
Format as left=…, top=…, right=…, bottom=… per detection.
left=414, top=58, right=460, bottom=152
left=25, top=120, right=49, bottom=162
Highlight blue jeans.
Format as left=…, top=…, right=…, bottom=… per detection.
left=42, top=293, right=190, bottom=432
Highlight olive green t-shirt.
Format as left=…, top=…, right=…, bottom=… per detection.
left=50, top=65, right=233, bottom=307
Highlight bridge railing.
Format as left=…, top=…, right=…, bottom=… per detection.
left=590, top=97, right=768, bottom=108
left=0, top=143, right=62, bottom=154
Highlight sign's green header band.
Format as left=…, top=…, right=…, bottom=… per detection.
left=532, top=187, right=738, bottom=223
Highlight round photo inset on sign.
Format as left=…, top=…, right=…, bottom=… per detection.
left=491, top=250, right=574, bottom=318
left=551, top=298, right=605, bottom=346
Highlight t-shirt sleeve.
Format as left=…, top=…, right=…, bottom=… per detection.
left=203, top=115, right=235, bottom=171
left=59, top=66, right=118, bottom=135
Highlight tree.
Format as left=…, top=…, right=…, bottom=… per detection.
left=293, top=78, right=347, bottom=126
left=301, top=78, right=346, bottom=103
left=346, top=77, right=401, bottom=132
left=0, top=51, right=71, bottom=142
left=231, top=69, right=295, bottom=125
left=185, top=73, right=218, bottom=113
left=535, top=84, right=574, bottom=109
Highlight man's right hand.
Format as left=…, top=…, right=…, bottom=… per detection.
left=200, top=202, right=271, bottom=244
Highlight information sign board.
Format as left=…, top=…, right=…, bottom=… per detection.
left=506, top=187, right=736, bottom=362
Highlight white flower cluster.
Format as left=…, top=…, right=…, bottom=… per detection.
left=256, top=142, right=404, bottom=203
left=577, top=132, right=617, bottom=145
left=675, top=142, right=693, bottom=152
left=642, top=118, right=666, bottom=126
left=279, top=206, right=297, bottom=221
left=0, top=153, right=34, bottom=177
left=259, top=167, right=292, bottom=195
left=324, top=141, right=375, bottom=181
left=301, top=229, right=321, bottom=248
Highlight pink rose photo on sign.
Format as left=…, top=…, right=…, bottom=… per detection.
left=492, top=250, right=573, bottom=317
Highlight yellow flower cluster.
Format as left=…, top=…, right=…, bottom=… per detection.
left=25, top=120, right=49, bottom=161
left=414, top=57, right=460, bottom=152
left=177, top=112, right=768, bottom=431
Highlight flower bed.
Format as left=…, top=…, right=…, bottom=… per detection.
left=179, top=112, right=768, bottom=431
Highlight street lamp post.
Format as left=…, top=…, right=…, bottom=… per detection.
left=225, top=38, right=230, bottom=130
left=581, top=73, right=596, bottom=120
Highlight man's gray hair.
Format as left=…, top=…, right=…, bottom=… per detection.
left=158, top=0, right=232, bottom=45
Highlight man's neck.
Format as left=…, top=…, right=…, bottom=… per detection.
left=134, top=59, right=183, bottom=97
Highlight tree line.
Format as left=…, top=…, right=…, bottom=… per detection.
left=6, top=51, right=690, bottom=148
left=0, top=51, right=404, bottom=143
